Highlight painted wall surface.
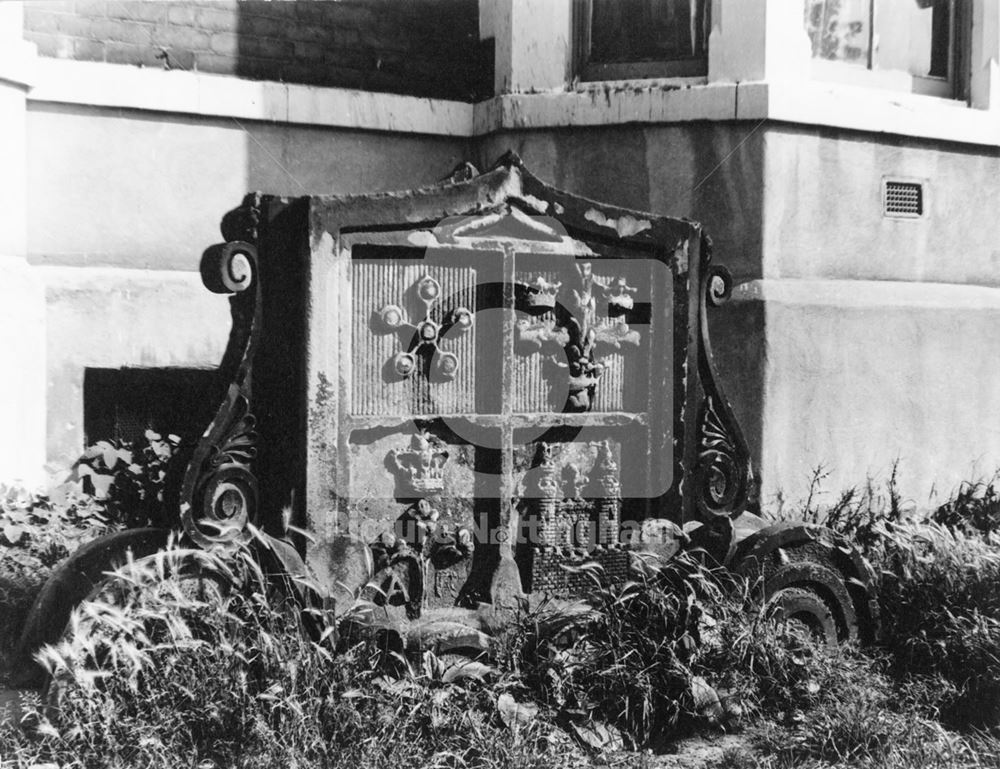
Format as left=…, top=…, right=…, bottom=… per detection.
left=25, top=106, right=1000, bottom=511
left=0, top=39, right=47, bottom=485
left=749, top=126, right=1000, bottom=505
left=27, top=103, right=469, bottom=463
left=735, top=281, right=1000, bottom=509
left=26, top=103, right=470, bottom=270
left=763, top=125, right=1000, bottom=287
left=480, top=124, right=1000, bottom=509
left=42, top=266, right=231, bottom=465
left=477, top=123, right=767, bottom=282
left=0, top=259, right=46, bottom=485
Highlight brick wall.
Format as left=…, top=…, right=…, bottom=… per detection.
left=23, top=0, right=491, bottom=101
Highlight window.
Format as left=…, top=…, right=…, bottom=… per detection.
left=575, top=0, right=710, bottom=81
left=804, top=0, right=968, bottom=98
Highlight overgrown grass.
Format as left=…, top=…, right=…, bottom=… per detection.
left=0, top=545, right=751, bottom=766
left=0, top=484, right=113, bottom=684
left=742, top=466, right=1000, bottom=767
left=0, top=433, right=181, bottom=684
left=874, top=520, right=1000, bottom=731
left=499, top=555, right=735, bottom=749
left=932, top=473, right=1000, bottom=539
left=0, top=545, right=585, bottom=768
left=698, top=586, right=1000, bottom=768
left=785, top=467, right=1000, bottom=734
left=3, top=466, right=1000, bottom=768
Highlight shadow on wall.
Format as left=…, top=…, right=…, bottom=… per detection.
left=473, top=125, right=770, bottom=499
left=23, top=1, right=491, bottom=98
left=234, top=0, right=491, bottom=99
left=475, top=123, right=767, bottom=284
left=231, top=1, right=486, bottom=196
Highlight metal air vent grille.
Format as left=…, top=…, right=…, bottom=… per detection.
left=884, top=181, right=924, bottom=218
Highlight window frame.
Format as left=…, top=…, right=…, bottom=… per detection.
left=573, top=0, right=709, bottom=82
left=806, top=0, right=970, bottom=101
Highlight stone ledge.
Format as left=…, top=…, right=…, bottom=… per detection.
left=27, top=57, right=473, bottom=137
left=731, top=278, right=1000, bottom=310
left=0, top=40, right=37, bottom=89
left=24, top=57, right=1000, bottom=148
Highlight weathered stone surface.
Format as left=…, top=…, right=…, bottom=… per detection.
left=287, top=156, right=748, bottom=617
left=338, top=605, right=492, bottom=664
left=497, top=692, right=539, bottom=729
left=402, top=617, right=491, bottom=655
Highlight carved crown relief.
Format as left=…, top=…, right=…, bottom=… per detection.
left=386, top=430, right=450, bottom=495
left=516, top=262, right=642, bottom=412
left=374, top=274, right=474, bottom=382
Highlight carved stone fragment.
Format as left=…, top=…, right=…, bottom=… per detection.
left=373, top=274, right=473, bottom=382
left=515, top=263, right=642, bottom=412
left=387, top=430, right=449, bottom=496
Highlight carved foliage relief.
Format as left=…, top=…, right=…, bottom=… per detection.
left=514, top=261, right=645, bottom=413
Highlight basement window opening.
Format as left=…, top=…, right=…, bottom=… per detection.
left=83, top=367, right=218, bottom=446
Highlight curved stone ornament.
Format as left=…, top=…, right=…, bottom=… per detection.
left=181, top=202, right=262, bottom=549
left=180, top=386, right=259, bottom=548
left=693, top=237, right=753, bottom=521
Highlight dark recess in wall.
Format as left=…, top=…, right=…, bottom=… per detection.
left=84, top=367, right=219, bottom=446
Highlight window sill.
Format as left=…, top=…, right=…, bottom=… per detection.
left=25, top=58, right=1000, bottom=148
left=579, top=59, right=707, bottom=82
left=573, top=75, right=708, bottom=92
left=742, top=79, right=997, bottom=146
left=810, top=59, right=958, bottom=101
left=476, top=79, right=999, bottom=147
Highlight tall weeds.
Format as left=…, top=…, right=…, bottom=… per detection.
left=737, top=465, right=1000, bottom=765
left=0, top=544, right=575, bottom=769
left=4, top=465, right=1000, bottom=767
left=873, top=520, right=1000, bottom=730
left=504, top=555, right=732, bottom=748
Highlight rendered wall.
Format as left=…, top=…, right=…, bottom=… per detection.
left=762, top=126, right=1000, bottom=286
left=27, top=103, right=470, bottom=270
left=25, top=101, right=1000, bottom=510
left=26, top=102, right=470, bottom=462
left=476, top=123, right=767, bottom=283
left=748, top=125, right=1000, bottom=508
left=0, top=3, right=46, bottom=486
left=480, top=123, right=1000, bottom=509
left=736, top=281, right=1000, bottom=511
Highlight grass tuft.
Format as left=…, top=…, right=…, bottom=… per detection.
left=3, top=462, right=1000, bottom=767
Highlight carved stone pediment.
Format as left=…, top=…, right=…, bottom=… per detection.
left=193, top=152, right=753, bottom=614
left=439, top=205, right=568, bottom=243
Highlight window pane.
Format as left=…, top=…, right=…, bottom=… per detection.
left=804, top=0, right=871, bottom=65
left=590, top=0, right=708, bottom=63
left=874, top=0, right=948, bottom=78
